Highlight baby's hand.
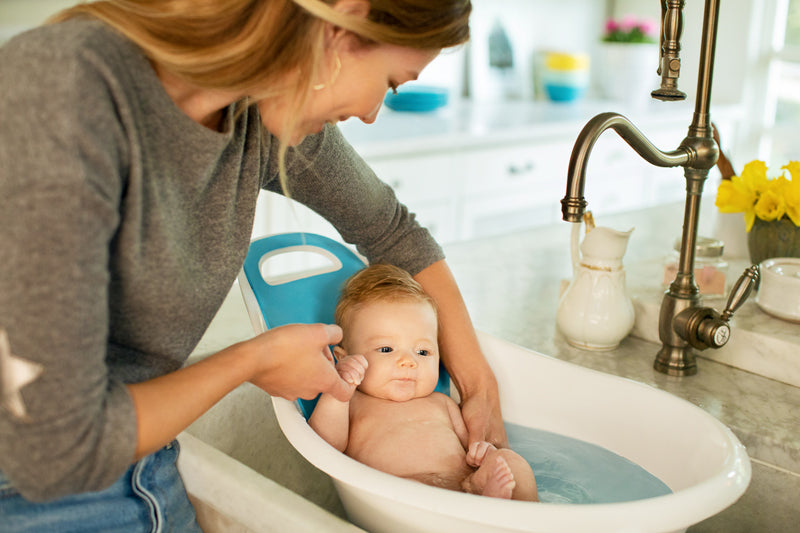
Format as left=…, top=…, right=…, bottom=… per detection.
left=335, top=354, right=368, bottom=391
left=466, top=440, right=497, bottom=468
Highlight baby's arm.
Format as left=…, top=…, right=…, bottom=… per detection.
left=442, top=393, right=500, bottom=468
left=443, top=393, right=470, bottom=450
left=308, top=354, right=367, bottom=452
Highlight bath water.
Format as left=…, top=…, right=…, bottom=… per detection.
left=506, top=423, right=672, bottom=504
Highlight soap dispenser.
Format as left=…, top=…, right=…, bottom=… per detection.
left=487, top=18, right=517, bottom=99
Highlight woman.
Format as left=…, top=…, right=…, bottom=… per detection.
left=0, top=0, right=503, bottom=529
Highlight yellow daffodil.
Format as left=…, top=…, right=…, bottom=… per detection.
left=716, top=160, right=800, bottom=231
left=741, top=160, right=770, bottom=193
left=754, top=189, right=785, bottom=221
left=781, top=162, right=800, bottom=226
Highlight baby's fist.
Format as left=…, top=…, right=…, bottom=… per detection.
left=336, top=354, right=368, bottom=388
left=466, top=440, right=497, bottom=467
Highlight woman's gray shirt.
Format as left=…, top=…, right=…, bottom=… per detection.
left=0, top=19, right=443, bottom=501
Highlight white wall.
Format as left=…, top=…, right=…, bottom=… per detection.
left=0, top=0, right=77, bottom=42
left=468, top=0, right=606, bottom=101
left=612, top=0, right=757, bottom=106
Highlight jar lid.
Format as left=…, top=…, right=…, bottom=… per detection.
left=673, top=236, right=724, bottom=257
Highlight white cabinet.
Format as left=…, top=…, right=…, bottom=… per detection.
left=368, top=153, right=461, bottom=244
left=251, top=190, right=339, bottom=241
left=456, top=140, right=571, bottom=240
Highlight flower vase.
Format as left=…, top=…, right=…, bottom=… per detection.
left=747, top=217, right=800, bottom=265
left=595, top=42, right=660, bottom=106
left=712, top=211, right=749, bottom=259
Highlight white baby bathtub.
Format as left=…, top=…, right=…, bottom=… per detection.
left=271, top=331, right=751, bottom=533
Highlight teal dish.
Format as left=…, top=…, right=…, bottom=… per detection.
left=542, top=69, right=589, bottom=102
left=544, top=84, right=587, bottom=102
left=384, top=85, right=449, bottom=112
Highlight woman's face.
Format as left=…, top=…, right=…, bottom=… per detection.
left=259, top=43, right=439, bottom=145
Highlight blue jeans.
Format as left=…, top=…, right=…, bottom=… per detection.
left=0, top=441, right=202, bottom=532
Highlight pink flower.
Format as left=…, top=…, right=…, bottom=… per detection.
left=602, top=15, right=659, bottom=43
left=637, top=19, right=659, bottom=37
left=619, top=15, right=639, bottom=32
left=604, top=18, right=620, bottom=33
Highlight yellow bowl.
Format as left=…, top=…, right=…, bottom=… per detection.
left=545, top=52, right=590, bottom=72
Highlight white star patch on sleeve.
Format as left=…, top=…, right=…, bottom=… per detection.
left=0, top=328, right=44, bottom=422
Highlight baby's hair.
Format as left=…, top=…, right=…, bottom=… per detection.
left=334, top=264, right=437, bottom=333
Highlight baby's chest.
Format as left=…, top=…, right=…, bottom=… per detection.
left=350, top=399, right=456, bottom=445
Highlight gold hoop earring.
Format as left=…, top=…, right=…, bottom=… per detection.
left=313, top=53, right=342, bottom=91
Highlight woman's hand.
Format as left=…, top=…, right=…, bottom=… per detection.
left=246, top=323, right=352, bottom=402
left=461, top=384, right=508, bottom=449
left=128, top=322, right=351, bottom=459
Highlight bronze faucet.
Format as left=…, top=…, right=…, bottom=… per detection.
left=560, top=0, right=759, bottom=376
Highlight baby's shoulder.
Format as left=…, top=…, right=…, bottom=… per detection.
left=427, top=391, right=458, bottom=408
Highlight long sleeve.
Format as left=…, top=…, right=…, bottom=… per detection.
left=0, top=24, right=137, bottom=500
left=0, top=20, right=263, bottom=501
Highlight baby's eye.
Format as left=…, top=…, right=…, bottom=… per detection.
left=378, top=346, right=393, bottom=353
left=417, top=349, right=430, bottom=357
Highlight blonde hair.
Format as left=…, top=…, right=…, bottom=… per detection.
left=335, top=264, right=437, bottom=339
left=49, top=0, right=471, bottom=188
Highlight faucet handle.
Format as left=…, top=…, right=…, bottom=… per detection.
left=720, top=265, right=760, bottom=322
left=675, top=306, right=729, bottom=350
left=674, top=265, right=760, bottom=351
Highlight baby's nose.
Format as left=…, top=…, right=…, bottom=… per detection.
left=397, top=353, right=417, bottom=368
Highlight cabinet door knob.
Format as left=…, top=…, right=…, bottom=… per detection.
left=507, top=162, right=535, bottom=175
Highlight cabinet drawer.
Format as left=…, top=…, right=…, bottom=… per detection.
left=407, top=198, right=459, bottom=244
left=460, top=142, right=571, bottom=196
left=368, top=153, right=457, bottom=204
left=460, top=188, right=561, bottom=240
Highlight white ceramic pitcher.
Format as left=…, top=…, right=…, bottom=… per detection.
left=556, top=215, right=635, bottom=350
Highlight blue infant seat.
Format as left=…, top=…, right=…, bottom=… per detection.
left=239, top=233, right=450, bottom=418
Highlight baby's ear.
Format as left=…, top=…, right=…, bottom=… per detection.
left=332, top=345, right=347, bottom=360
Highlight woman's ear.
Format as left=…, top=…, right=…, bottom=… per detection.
left=331, top=0, right=370, bottom=18
left=324, top=0, right=370, bottom=46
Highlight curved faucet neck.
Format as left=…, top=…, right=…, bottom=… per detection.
left=561, top=113, right=690, bottom=223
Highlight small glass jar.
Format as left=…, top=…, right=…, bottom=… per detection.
left=663, top=237, right=728, bottom=295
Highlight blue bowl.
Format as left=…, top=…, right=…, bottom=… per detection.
left=544, top=83, right=587, bottom=102
left=384, top=85, right=449, bottom=112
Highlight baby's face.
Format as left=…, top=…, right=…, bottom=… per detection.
left=343, top=299, right=439, bottom=402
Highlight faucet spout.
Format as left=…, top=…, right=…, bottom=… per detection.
left=561, top=112, right=689, bottom=222
left=652, top=0, right=688, bottom=101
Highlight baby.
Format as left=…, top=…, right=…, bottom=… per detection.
left=309, top=264, right=538, bottom=501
